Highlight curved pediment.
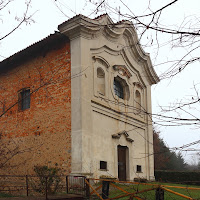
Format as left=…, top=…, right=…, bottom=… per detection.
left=112, top=131, right=134, bottom=143
left=58, top=14, right=159, bottom=85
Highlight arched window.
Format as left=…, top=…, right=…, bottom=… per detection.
left=135, top=90, right=141, bottom=110
left=97, top=67, right=105, bottom=95
left=114, top=78, right=124, bottom=99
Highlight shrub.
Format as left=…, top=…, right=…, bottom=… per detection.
left=31, top=165, right=61, bottom=194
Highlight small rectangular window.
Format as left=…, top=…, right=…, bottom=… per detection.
left=136, top=165, right=142, bottom=173
left=100, top=161, right=107, bottom=170
left=18, top=89, right=30, bottom=111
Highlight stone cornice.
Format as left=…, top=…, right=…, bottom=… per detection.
left=91, top=99, right=146, bottom=128
left=58, top=15, right=101, bottom=40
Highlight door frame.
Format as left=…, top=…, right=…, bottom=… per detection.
left=117, top=145, right=129, bottom=181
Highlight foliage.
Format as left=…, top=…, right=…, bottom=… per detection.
left=153, top=130, right=186, bottom=171
left=31, top=165, right=61, bottom=194
left=155, top=170, right=200, bottom=185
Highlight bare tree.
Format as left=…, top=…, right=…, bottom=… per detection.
left=1, top=0, right=199, bottom=170
left=0, top=0, right=34, bottom=41
left=76, top=0, right=200, bottom=77
left=60, top=0, right=200, bottom=160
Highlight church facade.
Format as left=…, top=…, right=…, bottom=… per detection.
left=0, top=14, right=159, bottom=181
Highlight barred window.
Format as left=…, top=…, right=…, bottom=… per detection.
left=114, top=78, right=124, bottom=99
left=18, top=89, right=30, bottom=111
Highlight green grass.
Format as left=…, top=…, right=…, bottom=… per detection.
left=107, top=182, right=200, bottom=200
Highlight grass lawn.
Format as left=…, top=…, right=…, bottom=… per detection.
left=106, top=182, right=200, bottom=200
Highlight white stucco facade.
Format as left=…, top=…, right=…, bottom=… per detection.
left=59, top=14, right=159, bottom=181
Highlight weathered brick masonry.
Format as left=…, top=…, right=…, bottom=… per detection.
left=0, top=33, right=71, bottom=175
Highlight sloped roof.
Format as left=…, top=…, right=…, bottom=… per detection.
left=0, top=32, right=69, bottom=73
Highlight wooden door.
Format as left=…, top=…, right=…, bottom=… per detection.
left=118, top=145, right=127, bottom=181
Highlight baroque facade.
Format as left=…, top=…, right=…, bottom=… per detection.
left=0, top=14, right=159, bottom=181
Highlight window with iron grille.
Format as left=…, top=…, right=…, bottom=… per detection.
left=114, top=78, right=124, bottom=99
left=18, top=89, right=30, bottom=111
left=100, top=161, right=107, bottom=170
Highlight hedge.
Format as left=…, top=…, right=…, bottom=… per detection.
left=155, top=170, right=200, bottom=185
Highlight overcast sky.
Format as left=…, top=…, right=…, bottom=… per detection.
left=0, top=0, right=200, bottom=163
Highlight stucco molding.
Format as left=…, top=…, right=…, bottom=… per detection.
left=120, top=49, right=146, bottom=88
left=103, top=24, right=125, bottom=42
left=91, top=99, right=146, bottom=128
left=133, top=82, right=145, bottom=90
left=91, top=45, right=121, bottom=56
left=122, top=27, right=159, bottom=85
left=113, top=65, right=132, bottom=79
left=112, top=130, right=134, bottom=143
left=58, top=14, right=159, bottom=85
left=92, top=55, right=110, bottom=69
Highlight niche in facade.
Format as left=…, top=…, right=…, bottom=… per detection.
left=97, top=67, right=105, bottom=95
left=135, top=90, right=141, bottom=111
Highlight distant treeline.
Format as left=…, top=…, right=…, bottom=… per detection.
left=153, top=130, right=186, bottom=171
left=155, top=170, right=200, bottom=185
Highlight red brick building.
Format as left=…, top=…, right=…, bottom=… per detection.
left=0, top=15, right=159, bottom=180
left=0, top=33, right=72, bottom=175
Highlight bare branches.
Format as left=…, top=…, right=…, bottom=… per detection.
left=0, top=136, right=43, bottom=169
left=0, top=0, right=12, bottom=11
left=0, top=0, right=35, bottom=41
left=82, top=0, right=200, bottom=80
left=132, top=0, right=178, bottom=20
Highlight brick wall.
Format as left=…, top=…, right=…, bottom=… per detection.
left=0, top=40, right=71, bottom=175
